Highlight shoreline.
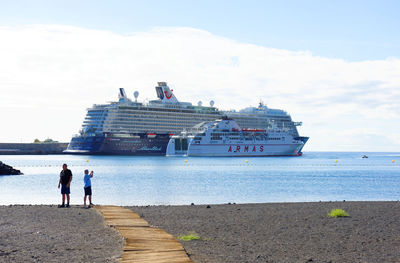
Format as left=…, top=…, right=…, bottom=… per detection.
left=1, top=201, right=400, bottom=262
left=2, top=199, right=400, bottom=208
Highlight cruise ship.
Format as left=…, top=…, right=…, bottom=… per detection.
left=166, top=118, right=306, bottom=156
left=65, top=82, right=308, bottom=155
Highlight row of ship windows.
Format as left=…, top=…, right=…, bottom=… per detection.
left=117, top=106, right=217, bottom=114
left=104, top=118, right=217, bottom=124
left=83, top=118, right=215, bottom=125
left=83, top=121, right=292, bottom=132
left=210, top=137, right=281, bottom=141
left=87, top=111, right=107, bottom=115
left=87, top=112, right=107, bottom=115
left=211, top=132, right=240, bottom=136
left=106, top=122, right=216, bottom=128
left=104, top=125, right=187, bottom=129
left=105, top=118, right=272, bottom=126
left=236, top=120, right=293, bottom=125
left=109, top=117, right=289, bottom=126
left=88, top=126, right=292, bottom=134
left=82, top=117, right=294, bottom=131
left=111, top=111, right=220, bottom=118
left=104, top=122, right=200, bottom=128
left=105, top=125, right=182, bottom=130
left=103, top=125, right=266, bottom=132
left=110, top=118, right=212, bottom=123
left=89, top=125, right=292, bottom=134
left=85, top=123, right=292, bottom=131
left=105, top=127, right=196, bottom=132
left=111, top=107, right=289, bottom=119
left=110, top=113, right=219, bottom=119
left=84, top=120, right=215, bottom=127
left=85, top=110, right=292, bottom=121
left=85, top=117, right=106, bottom=121
left=84, top=114, right=292, bottom=123
left=115, top=106, right=219, bottom=112
left=106, top=129, right=181, bottom=133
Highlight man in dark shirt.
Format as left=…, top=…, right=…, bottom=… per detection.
left=58, top=163, right=73, bottom=208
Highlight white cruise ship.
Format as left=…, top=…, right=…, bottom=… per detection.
left=65, top=82, right=308, bottom=155
left=166, top=118, right=306, bottom=156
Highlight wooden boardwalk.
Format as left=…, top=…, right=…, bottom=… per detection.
left=95, top=205, right=193, bottom=263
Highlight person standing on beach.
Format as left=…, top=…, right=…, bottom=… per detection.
left=83, top=170, right=94, bottom=208
left=58, top=163, right=72, bottom=208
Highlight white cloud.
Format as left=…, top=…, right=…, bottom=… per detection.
left=0, top=24, right=399, bottom=151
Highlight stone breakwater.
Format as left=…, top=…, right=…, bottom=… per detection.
left=0, top=161, right=22, bottom=175
left=0, top=143, right=68, bottom=155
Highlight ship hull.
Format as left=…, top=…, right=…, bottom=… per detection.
left=64, top=134, right=170, bottom=155
left=187, top=143, right=304, bottom=157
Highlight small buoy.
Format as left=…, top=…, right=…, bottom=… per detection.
left=335, top=160, right=338, bottom=163
left=245, top=160, right=248, bottom=163
left=392, top=160, right=395, bottom=163
left=86, top=159, right=89, bottom=162
left=184, top=159, right=188, bottom=163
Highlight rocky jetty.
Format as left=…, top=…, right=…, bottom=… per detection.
left=0, top=161, right=22, bottom=175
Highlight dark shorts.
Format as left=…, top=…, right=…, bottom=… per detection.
left=61, top=184, right=70, bottom=195
left=84, top=186, right=92, bottom=196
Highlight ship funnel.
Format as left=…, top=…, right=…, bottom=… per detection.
left=118, top=88, right=132, bottom=103
left=155, top=82, right=179, bottom=103
left=119, top=88, right=127, bottom=99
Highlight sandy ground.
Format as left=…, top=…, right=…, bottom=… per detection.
left=1, top=202, right=400, bottom=263
left=131, top=201, right=400, bottom=263
left=0, top=205, right=123, bottom=263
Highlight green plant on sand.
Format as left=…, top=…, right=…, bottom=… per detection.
left=177, top=232, right=201, bottom=241
left=328, top=208, right=350, bottom=218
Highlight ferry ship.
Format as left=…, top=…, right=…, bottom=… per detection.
left=166, top=118, right=306, bottom=156
left=65, top=82, right=308, bottom=155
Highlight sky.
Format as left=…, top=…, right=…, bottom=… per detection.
left=0, top=0, right=399, bottom=151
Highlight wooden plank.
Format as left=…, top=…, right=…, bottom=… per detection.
left=122, top=250, right=193, bottom=263
left=106, top=218, right=149, bottom=227
left=124, top=239, right=184, bottom=251
left=95, top=205, right=193, bottom=263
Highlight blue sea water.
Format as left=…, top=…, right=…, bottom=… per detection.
left=1, top=152, right=400, bottom=205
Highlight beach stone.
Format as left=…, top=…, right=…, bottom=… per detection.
left=0, top=161, right=23, bottom=175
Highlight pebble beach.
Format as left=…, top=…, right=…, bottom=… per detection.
left=1, top=202, right=400, bottom=262
left=132, top=201, right=400, bottom=263
left=0, top=205, right=123, bottom=263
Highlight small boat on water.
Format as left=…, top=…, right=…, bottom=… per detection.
left=166, top=117, right=307, bottom=157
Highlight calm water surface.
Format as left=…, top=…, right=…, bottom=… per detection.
left=1, top=152, right=400, bottom=205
